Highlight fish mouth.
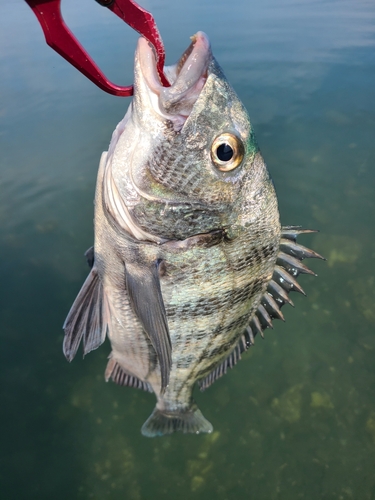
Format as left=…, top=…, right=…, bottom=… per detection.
left=137, top=32, right=212, bottom=131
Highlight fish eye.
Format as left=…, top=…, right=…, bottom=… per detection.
left=211, top=133, right=245, bottom=171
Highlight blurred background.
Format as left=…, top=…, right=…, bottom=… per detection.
left=1, top=0, right=375, bottom=498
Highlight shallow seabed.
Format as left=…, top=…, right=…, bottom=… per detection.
left=1, top=0, right=375, bottom=498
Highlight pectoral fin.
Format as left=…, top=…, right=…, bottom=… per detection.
left=125, top=259, right=171, bottom=393
left=63, top=266, right=108, bottom=361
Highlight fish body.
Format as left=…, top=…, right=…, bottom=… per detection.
left=63, top=33, right=323, bottom=436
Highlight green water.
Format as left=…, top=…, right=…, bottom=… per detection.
left=1, top=0, right=375, bottom=498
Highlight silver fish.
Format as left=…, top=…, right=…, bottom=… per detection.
left=63, top=32, right=324, bottom=437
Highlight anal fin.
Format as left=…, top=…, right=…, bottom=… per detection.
left=105, top=358, right=153, bottom=392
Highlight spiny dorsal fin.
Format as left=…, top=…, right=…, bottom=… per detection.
left=63, top=265, right=108, bottom=361
left=105, top=357, right=153, bottom=392
left=199, top=226, right=324, bottom=391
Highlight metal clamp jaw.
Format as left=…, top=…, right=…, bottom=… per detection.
left=25, top=0, right=170, bottom=96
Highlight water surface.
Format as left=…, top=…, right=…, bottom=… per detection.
left=1, top=0, right=375, bottom=498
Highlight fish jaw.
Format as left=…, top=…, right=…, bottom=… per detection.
left=100, top=32, right=220, bottom=242
left=107, top=31, right=266, bottom=241
left=134, top=32, right=212, bottom=132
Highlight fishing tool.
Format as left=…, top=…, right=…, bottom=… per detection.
left=24, top=0, right=170, bottom=95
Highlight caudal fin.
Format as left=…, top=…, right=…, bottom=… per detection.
left=141, top=403, right=213, bottom=437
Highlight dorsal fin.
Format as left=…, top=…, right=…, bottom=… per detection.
left=105, top=357, right=153, bottom=392
left=199, top=226, right=324, bottom=391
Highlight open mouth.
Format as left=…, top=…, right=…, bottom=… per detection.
left=137, top=32, right=212, bottom=130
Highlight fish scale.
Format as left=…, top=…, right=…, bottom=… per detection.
left=158, top=219, right=279, bottom=396
left=63, top=32, right=324, bottom=437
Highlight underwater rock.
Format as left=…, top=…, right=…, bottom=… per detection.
left=310, top=391, right=334, bottom=409
left=271, top=384, right=303, bottom=423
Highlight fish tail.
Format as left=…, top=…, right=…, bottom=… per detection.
left=141, top=403, right=213, bottom=437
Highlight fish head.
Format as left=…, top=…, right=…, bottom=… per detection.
left=107, top=32, right=279, bottom=242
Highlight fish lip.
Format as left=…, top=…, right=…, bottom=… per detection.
left=137, top=32, right=212, bottom=128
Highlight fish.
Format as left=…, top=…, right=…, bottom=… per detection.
left=62, top=32, right=324, bottom=437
